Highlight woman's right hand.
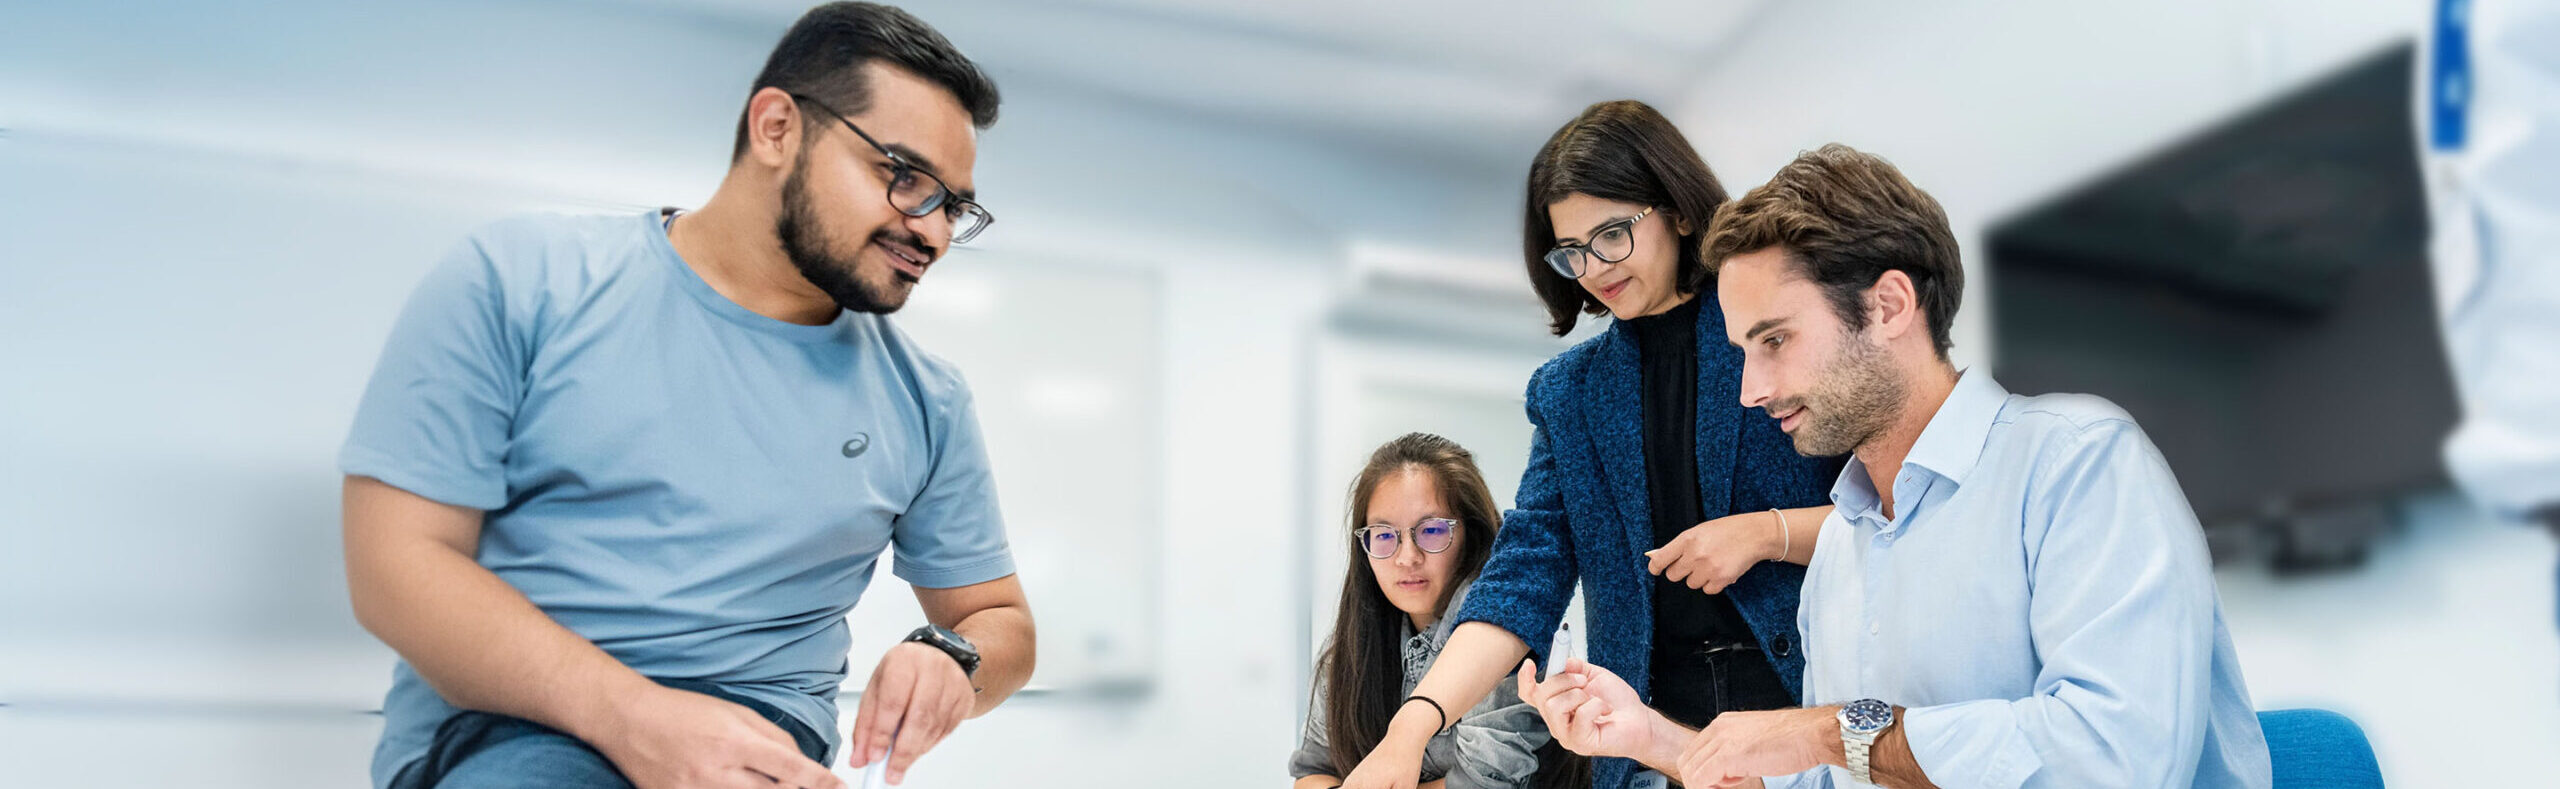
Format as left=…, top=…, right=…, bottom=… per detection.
left=1338, top=734, right=1426, bottom=789
left=1645, top=510, right=1783, bottom=594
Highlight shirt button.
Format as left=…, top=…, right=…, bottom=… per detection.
left=1869, top=622, right=1881, bottom=636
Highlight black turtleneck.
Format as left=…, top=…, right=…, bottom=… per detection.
left=1626, top=295, right=1791, bottom=727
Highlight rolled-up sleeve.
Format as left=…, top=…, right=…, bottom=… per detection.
left=1760, top=768, right=1834, bottom=789
left=1452, top=367, right=1579, bottom=664
left=1432, top=668, right=1550, bottom=789
left=1899, top=423, right=2218, bottom=789
left=1289, top=674, right=1340, bottom=780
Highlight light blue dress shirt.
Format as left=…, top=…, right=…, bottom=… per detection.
left=1768, top=370, right=2268, bottom=789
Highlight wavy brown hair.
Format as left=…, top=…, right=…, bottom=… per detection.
left=1701, top=143, right=1964, bottom=358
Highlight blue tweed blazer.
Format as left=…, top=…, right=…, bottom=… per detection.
left=1452, top=296, right=1844, bottom=789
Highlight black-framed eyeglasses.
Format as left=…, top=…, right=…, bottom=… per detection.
left=1352, top=517, right=1459, bottom=560
left=1543, top=205, right=1655, bottom=279
left=788, top=92, right=993, bottom=244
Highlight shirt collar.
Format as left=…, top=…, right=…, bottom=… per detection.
left=1401, top=581, right=1473, bottom=689
left=1903, top=368, right=2007, bottom=487
left=1417, top=580, right=1474, bottom=645
left=1828, top=368, right=2009, bottom=525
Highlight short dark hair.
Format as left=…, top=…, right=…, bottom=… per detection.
left=730, top=2, right=1000, bottom=163
left=1522, top=100, right=1729, bottom=336
left=1702, top=143, right=1963, bottom=358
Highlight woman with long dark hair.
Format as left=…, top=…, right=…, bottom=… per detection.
left=1341, top=101, right=1846, bottom=789
left=1290, top=433, right=1566, bottom=788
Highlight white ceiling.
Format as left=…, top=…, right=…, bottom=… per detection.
left=669, top=0, right=1776, bottom=167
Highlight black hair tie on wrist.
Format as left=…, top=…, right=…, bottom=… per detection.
left=1404, top=694, right=1450, bottom=735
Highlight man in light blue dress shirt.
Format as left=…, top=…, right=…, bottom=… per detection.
left=1516, top=144, right=2269, bottom=789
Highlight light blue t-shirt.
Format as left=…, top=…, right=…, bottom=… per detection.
left=340, top=210, right=1014, bottom=788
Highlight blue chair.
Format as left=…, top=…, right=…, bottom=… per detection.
left=2259, top=709, right=2382, bottom=788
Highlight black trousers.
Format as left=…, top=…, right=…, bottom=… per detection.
left=1649, top=641, right=1796, bottom=730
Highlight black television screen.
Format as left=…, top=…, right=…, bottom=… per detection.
left=1986, top=42, right=2458, bottom=570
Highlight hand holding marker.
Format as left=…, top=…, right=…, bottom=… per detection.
left=1548, top=620, right=1578, bottom=679
left=861, top=723, right=899, bottom=788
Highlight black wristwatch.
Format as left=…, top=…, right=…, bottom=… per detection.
left=903, top=624, right=981, bottom=679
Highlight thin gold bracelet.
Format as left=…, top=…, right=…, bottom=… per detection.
left=1772, top=507, right=1791, bottom=561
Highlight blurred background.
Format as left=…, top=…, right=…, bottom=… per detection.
left=3, top=0, right=2553, bottom=786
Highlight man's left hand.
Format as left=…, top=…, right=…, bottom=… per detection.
left=848, top=641, right=975, bottom=785
left=1675, top=707, right=1839, bottom=789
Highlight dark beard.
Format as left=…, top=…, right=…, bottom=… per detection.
left=775, top=165, right=912, bottom=315
left=1780, top=331, right=1906, bottom=458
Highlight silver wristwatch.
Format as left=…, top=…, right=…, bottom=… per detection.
left=1837, top=699, right=1895, bottom=785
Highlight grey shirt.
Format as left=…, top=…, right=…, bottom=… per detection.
left=1290, top=583, right=1549, bottom=787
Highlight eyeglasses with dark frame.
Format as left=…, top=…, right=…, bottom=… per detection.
left=786, top=92, right=994, bottom=244
left=1351, top=517, right=1460, bottom=560
left=1543, top=205, right=1655, bottom=279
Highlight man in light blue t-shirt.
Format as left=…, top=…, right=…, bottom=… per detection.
left=339, top=5, right=1031, bottom=788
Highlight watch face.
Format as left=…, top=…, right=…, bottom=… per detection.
left=1841, top=699, right=1893, bottom=734
left=914, top=625, right=980, bottom=676
left=932, top=626, right=978, bottom=657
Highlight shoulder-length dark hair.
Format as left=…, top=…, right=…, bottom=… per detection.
left=1316, top=433, right=1501, bottom=775
left=1522, top=99, right=1730, bottom=336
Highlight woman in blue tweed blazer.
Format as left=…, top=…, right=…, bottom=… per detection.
left=1340, top=101, right=1846, bottom=789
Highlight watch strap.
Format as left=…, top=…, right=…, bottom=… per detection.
left=904, top=625, right=980, bottom=678
left=1846, top=728, right=1876, bottom=785
left=1839, top=700, right=1891, bottom=786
